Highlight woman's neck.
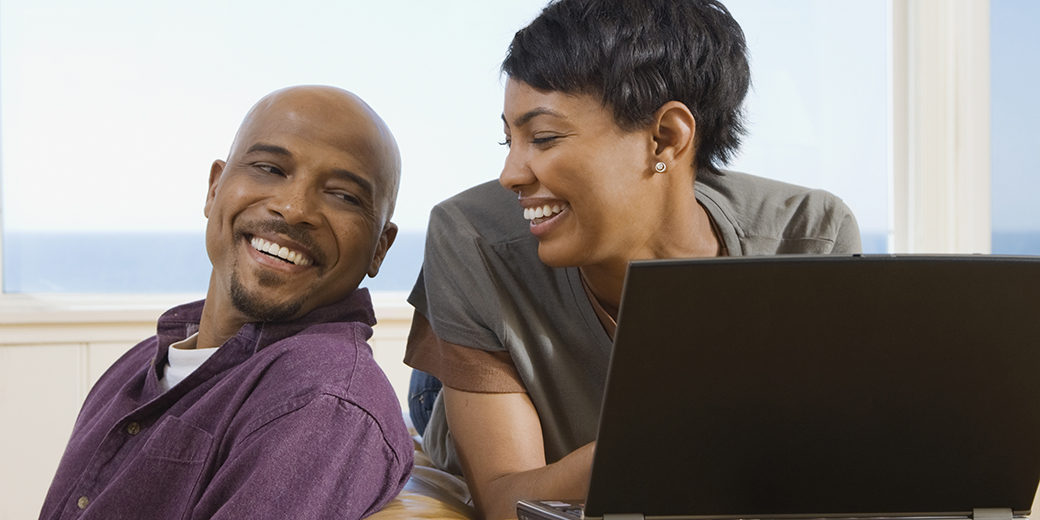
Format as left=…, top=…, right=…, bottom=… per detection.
left=579, top=198, right=721, bottom=320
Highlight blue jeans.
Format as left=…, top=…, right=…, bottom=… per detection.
left=408, top=370, right=443, bottom=437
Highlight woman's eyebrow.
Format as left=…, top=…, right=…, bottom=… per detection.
left=503, top=107, right=565, bottom=128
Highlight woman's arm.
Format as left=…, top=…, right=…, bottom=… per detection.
left=443, top=386, right=594, bottom=520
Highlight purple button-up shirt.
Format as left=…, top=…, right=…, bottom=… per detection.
left=40, top=288, right=413, bottom=520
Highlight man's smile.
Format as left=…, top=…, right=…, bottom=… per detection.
left=249, top=236, right=315, bottom=266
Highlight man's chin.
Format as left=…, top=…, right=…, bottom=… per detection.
left=229, top=277, right=304, bottom=323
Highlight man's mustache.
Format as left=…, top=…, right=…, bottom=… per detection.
left=236, top=219, right=327, bottom=266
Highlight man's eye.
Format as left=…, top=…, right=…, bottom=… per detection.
left=257, top=164, right=284, bottom=176
left=334, top=192, right=361, bottom=205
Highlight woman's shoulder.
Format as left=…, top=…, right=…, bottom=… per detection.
left=428, top=180, right=531, bottom=245
left=700, top=169, right=845, bottom=206
left=699, top=170, right=860, bottom=254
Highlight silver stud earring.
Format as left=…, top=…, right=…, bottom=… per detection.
left=655, top=162, right=667, bottom=173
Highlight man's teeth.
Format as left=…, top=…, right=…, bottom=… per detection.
left=250, top=237, right=313, bottom=266
left=523, top=203, right=566, bottom=221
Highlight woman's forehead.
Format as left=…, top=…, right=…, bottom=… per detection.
left=504, top=79, right=616, bottom=131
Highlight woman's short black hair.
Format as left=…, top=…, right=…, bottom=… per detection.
left=503, top=0, right=750, bottom=175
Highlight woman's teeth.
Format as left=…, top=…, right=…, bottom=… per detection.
left=524, top=203, right=566, bottom=222
left=250, top=236, right=313, bottom=266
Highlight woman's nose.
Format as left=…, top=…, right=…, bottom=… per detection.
left=499, top=149, right=535, bottom=195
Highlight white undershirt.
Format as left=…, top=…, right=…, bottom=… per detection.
left=159, top=333, right=217, bottom=392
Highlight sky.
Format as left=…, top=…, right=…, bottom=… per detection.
left=2, top=0, right=1032, bottom=236
left=991, top=0, right=1040, bottom=232
left=0, top=1, right=544, bottom=233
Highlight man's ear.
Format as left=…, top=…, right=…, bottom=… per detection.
left=651, top=101, right=697, bottom=170
left=204, top=160, right=226, bottom=218
left=367, top=221, right=399, bottom=278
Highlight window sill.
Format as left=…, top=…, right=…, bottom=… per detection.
left=0, top=290, right=413, bottom=345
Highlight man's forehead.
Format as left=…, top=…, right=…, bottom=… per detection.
left=228, top=86, right=401, bottom=213
left=233, top=92, right=386, bottom=166
left=240, top=91, right=375, bottom=145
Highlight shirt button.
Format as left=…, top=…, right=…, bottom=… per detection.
left=78, top=496, right=89, bottom=509
left=126, top=422, right=141, bottom=435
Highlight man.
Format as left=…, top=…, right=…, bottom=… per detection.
left=40, top=86, right=412, bottom=520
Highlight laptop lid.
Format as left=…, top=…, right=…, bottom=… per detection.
left=584, top=255, right=1040, bottom=519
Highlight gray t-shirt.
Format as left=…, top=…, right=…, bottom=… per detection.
left=408, top=170, right=862, bottom=474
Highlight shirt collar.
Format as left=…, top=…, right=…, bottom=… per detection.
left=153, top=288, right=377, bottom=363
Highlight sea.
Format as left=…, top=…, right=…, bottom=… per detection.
left=2, top=231, right=426, bottom=294
left=3, top=230, right=1039, bottom=293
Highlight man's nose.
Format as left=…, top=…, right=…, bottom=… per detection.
left=267, top=180, right=320, bottom=228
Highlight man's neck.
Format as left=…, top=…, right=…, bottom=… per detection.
left=194, top=279, right=251, bottom=350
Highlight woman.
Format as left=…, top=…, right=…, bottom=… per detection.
left=406, top=0, right=861, bottom=518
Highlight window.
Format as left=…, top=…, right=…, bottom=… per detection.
left=991, top=0, right=1040, bottom=254
left=726, top=0, right=889, bottom=253
left=1, top=2, right=554, bottom=292
left=2, top=1, right=994, bottom=295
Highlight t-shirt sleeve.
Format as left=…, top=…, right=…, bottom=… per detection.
left=404, top=310, right=526, bottom=393
left=408, top=203, right=508, bottom=353
left=830, top=198, right=863, bottom=254
left=192, top=394, right=412, bottom=520
left=406, top=191, right=535, bottom=393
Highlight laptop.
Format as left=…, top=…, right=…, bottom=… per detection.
left=518, top=255, right=1040, bottom=520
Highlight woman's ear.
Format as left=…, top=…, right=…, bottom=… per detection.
left=651, top=101, right=697, bottom=169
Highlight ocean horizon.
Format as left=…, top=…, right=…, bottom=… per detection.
left=3, top=230, right=1038, bottom=293
left=2, top=230, right=426, bottom=294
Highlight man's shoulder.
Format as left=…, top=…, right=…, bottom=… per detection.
left=253, top=324, right=374, bottom=389
left=237, top=335, right=410, bottom=461
left=246, top=327, right=401, bottom=419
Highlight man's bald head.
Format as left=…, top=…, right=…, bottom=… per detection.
left=203, top=85, right=403, bottom=325
left=230, top=85, right=401, bottom=222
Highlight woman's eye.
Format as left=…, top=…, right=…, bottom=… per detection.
left=532, top=135, right=560, bottom=146
left=499, top=137, right=512, bottom=148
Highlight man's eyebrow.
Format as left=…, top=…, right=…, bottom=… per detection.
left=331, top=168, right=374, bottom=197
left=503, top=108, right=565, bottom=128
left=245, top=143, right=293, bottom=157
left=245, top=142, right=374, bottom=197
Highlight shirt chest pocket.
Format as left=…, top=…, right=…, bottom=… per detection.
left=83, top=416, right=213, bottom=520
left=139, top=415, right=213, bottom=463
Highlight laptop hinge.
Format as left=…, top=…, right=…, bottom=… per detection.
left=602, top=515, right=644, bottom=520
left=973, top=508, right=1013, bottom=520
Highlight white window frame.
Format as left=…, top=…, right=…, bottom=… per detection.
left=890, top=0, right=991, bottom=254
left=0, top=0, right=992, bottom=308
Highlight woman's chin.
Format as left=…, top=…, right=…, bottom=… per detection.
left=536, top=241, right=585, bottom=269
